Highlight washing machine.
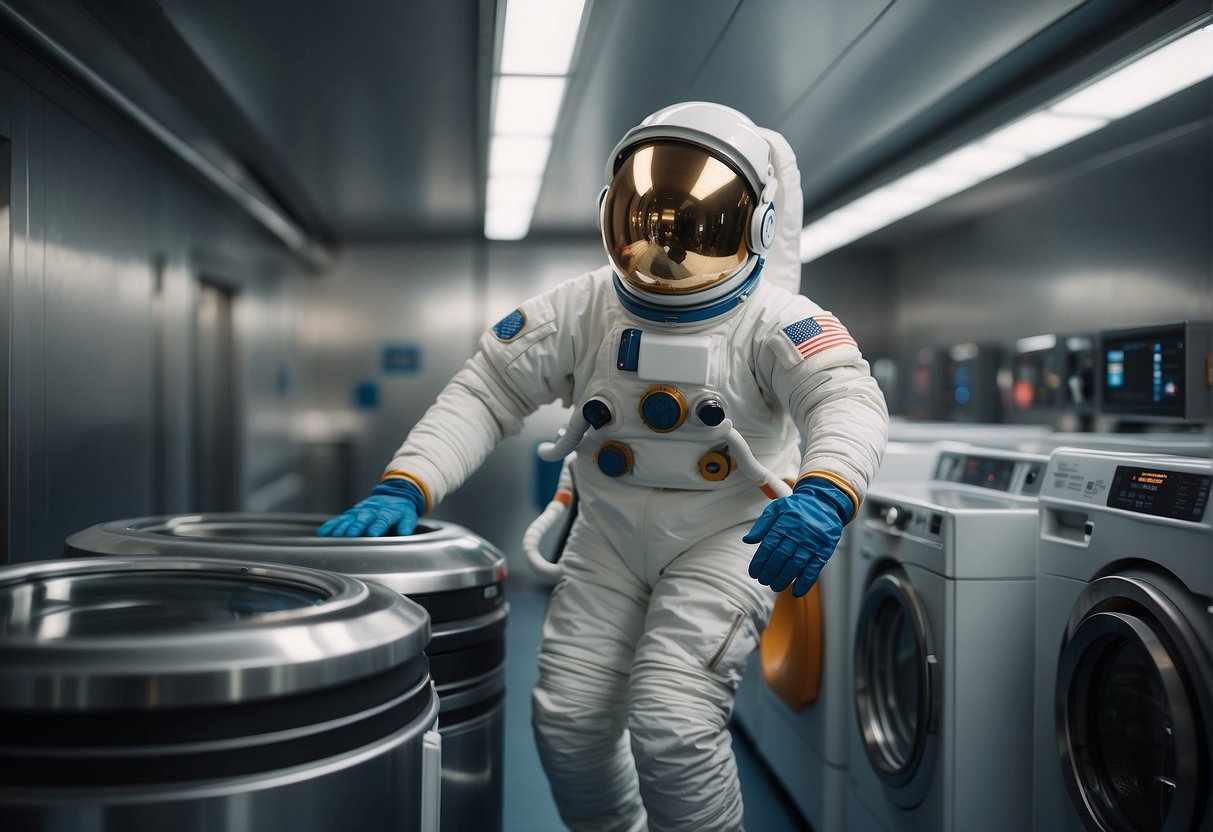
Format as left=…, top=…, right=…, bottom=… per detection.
left=733, top=439, right=955, bottom=831
left=846, top=446, right=1049, bottom=832
left=1025, top=432, right=1212, bottom=457
left=734, top=426, right=1052, bottom=831
left=1032, top=448, right=1212, bottom=831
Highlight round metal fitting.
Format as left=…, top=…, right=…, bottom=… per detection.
left=639, top=384, right=688, bottom=433
left=595, top=441, right=634, bottom=477
left=699, top=450, right=735, bottom=482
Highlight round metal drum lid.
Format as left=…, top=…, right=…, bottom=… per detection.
left=0, top=557, right=430, bottom=710
left=65, top=513, right=507, bottom=595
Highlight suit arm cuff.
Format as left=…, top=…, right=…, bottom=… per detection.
left=380, top=470, right=432, bottom=514
left=796, top=470, right=860, bottom=522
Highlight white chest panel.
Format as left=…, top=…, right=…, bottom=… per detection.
left=637, top=332, right=712, bottom=386
left=571, top=320, right=795, bottom=490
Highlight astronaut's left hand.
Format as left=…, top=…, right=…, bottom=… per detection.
left=743, top=478, right=853, bottom=597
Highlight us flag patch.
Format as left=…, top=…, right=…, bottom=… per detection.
left=782, top=314, right=857, bottom=359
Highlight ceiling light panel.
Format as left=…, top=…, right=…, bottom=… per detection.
left=493, top=76, right=567, bottom=136
left=485, top=208, right=532, bottom=241
left=1052, top=26, right=1213, bottom=119
left=981, top=110, right=1108, bottom=156
left=489, top=136, right=552, bottom=176
left=500, top=0, right=588, bottom=75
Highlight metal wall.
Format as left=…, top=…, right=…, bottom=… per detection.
left=0, top=40, right=308, bottom=564
left=889, top=121, right=1212, bottom=347
left=806, top=94, right=1212, bottom=417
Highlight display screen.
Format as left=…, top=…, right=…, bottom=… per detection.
left=1107, top=466, right=1211, bottom=523
left=1064, top=336, right=1097, bottom=409
left=1012, top=348, right=1060, bottom=412
left=1102, top=327, right=1187, bottom=418
left=935, top=453, right=1016, bottom=491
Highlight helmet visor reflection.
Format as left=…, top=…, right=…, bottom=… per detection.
left=603, top=141, right=755, bottom=295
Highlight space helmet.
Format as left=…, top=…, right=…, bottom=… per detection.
left=600, top=102, right=777, bottom=310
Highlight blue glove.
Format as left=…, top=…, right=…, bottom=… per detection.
left=742, top=478, right=853, bottom=597
left=316, top=479, right=426, bottom=538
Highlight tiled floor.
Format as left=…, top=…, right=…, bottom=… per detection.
left=500, top=577, right=812, bottom=832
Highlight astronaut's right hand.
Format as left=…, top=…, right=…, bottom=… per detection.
left=316, top=479, right=426, bottom=537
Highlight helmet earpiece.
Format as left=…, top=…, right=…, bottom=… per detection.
left=749, top=201, right=776, bottom=255
left=747, top=163, right=777, bottom=255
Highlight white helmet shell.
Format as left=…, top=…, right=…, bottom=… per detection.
left=605, top=102, right=775, bottom=205
left=601, top=102, right=778, bottom=309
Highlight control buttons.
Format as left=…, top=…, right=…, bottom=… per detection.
left=595, top=441, right=634, bottom=478
left=883, top=506, right=901, bottom=528
left=695, top=398, right=726, bottom=427
left=582, top=398, right=614, bottom=430
left=699, top=450, right=735, bottom=482
left=639, top=385, right=688, bottom=433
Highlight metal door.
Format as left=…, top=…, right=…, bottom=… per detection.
left=853, top=565, right=940, bottom=808
left=1056, top=572, right=1212, bottom=832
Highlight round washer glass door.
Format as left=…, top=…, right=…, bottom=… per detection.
left=854, top=567, right=939, bottom=806
left=1057, top=574, right=1211, bottom=832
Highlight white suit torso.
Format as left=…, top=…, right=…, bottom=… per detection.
left=385, top=264, right=888, bottom=547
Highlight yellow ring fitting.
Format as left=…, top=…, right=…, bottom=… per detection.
left=699, top=450, right=734, bottom=482
left=595, top=440, right=634, bottom=478
left=638, top=384, right=688, bottom=433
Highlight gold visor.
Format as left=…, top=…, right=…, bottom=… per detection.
left=603, top=141, right=755, bottom=295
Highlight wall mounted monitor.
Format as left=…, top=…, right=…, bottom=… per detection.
left=1099, top=321, right=1211, bottom=423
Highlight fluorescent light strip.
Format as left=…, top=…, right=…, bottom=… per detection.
left=485, top=1, right=588, bottom=240
left=489, top=135, right=552, bottom=176
left=487, top=175, right=543, bottom=211
left=492, top=76, right=567, bottom=136
left=800, top=23, right=1213, bottom=263
left=500, top=0, right=587, bottom=75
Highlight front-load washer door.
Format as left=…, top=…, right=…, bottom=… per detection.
left=853, top=566, right=940, bottom=809
left=1056, top=572, right=1212, bottom=832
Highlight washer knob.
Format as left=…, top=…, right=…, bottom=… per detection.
left=884, top=506, right=900, bottom=527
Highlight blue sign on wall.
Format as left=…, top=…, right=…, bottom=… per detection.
left=383, top=344, right=422, bottom=374
left=354, top=380, right=380, bottom=409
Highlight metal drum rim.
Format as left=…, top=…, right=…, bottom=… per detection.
left=65, top=513, right=508, bottom=593
left=0, top=556, right=431, bottom=710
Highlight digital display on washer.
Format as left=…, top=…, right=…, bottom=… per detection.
left=1107, top=466, right=1212, bottom=523
left=936, top=453, right=1016, bottom=491
left=1101, top=326, right=1186, bottom=418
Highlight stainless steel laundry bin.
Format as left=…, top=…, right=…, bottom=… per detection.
left=0, top=556, right=441, bottom=832
left=65, top=514, right=508, bottom=832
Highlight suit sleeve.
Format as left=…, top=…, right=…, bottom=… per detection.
left=755, top=295, right=889, bottom=515
left=379, top=277, right=588, bottom=511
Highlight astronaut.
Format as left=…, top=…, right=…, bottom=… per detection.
left=319, top=102, right=888, bottom=832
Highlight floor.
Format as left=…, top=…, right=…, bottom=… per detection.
left=499, top=576, right=813, bottom=832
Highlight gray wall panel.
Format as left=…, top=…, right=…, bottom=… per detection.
left=300, top=242, right=480, bottom=508
left=42, top=96, right=153, bottom=552
left=1, top=45, right=310, bottom=563
left=805, top=106, right=1211, bottom=421
left=892, top=122, right=1212, bottom=347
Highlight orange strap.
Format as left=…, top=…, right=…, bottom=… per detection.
left=380, top=470, right=432, bottom=514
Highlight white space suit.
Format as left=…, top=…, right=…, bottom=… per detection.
left=380, top=103, right=888, bottom=831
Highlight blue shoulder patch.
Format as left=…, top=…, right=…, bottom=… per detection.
left=492, top=308, right=527, bottom=342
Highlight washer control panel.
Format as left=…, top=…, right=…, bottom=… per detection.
left=1042, top=448, right=1212, bottom=525
left=862, top=499, right=945, bottom=547
left=933, top=450, right=1046, bottom=496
